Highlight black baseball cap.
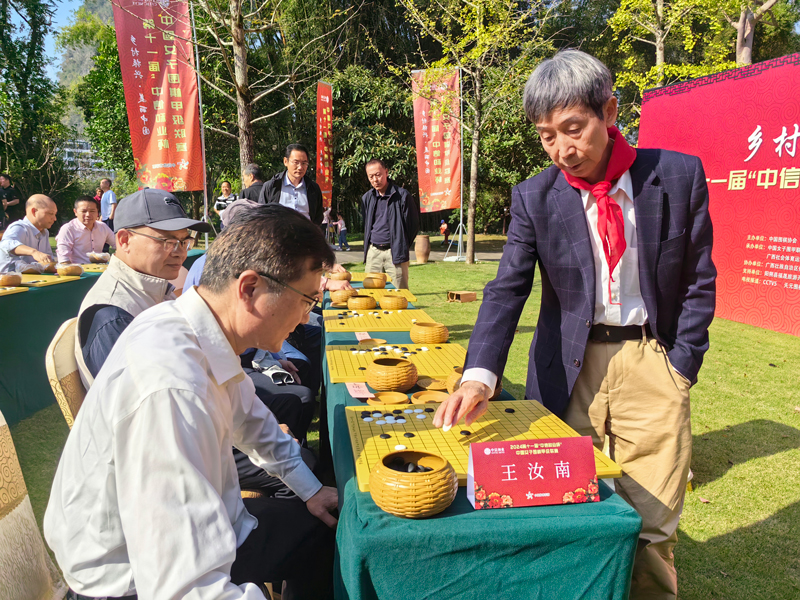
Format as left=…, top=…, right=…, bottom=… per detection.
left=114, top=188, right=212, bottom=233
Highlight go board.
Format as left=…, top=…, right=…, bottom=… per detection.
left=323, top=308, right=435, bottom=332
left=339, top=288, right=417, bottom=303
left=350, top=272, right=392, bottom=283
left=327, top=342, right=466, bottom=383
left=0, top=286, right=28, bottom=297
left=20, top=274, right=81, bottom=287
left=346, top=400, right=623, bottom=492
left=81, top=263, right=108, bottom=273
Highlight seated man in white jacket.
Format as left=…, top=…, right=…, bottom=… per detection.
left=45, top=204, right=338, bottom=600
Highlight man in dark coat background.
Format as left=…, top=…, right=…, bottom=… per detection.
left=361, top=159, right=419, bottom=289
left=258, top=144, right=324, bottom=226
left=434, top=49, right=716, bottom=600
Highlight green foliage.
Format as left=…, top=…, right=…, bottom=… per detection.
left=0, top=0, right=80, bottom=208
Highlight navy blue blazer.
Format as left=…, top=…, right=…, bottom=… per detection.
left=464, top=149, right=717, bottom=417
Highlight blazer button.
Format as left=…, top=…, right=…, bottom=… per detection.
left=574, top=359, right=581, bottom=367
left=585, top=320, right=591, bottom=328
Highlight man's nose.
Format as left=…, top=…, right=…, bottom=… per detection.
left=556, top=134, right=576, bottom=159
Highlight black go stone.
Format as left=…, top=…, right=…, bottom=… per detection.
left=358, top=367, right=366, bottom=370
left=393, top=410, right=402, bottom=414
left=390, top=456, right=404, bottom=466
left=505, top=408, right=515, bottom=413
left=361, top=411, right=370, bottom=417
left=406, top=463, right=416, bottom=473
left=436, top=346, right=442, bottom=349
left=424, top=408, right=434, bottom=413
left=350, top=348, right=357, bottom=351
left=383, top=413, right=392, bottom=418
left=460, top=430, right=471, bottom=436
left=379, top=433, right=391, bottom=439
left=404, top=432, right=415, bottom=438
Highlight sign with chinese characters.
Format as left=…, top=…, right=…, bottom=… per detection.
left=467, top=436, right=599, bottom=509
left=640, top=54, right=800, bottom=336
left=111, top=0, right=204, bottom=192
left=316, top=81, right=333, bottom=209
left=412, top=69, right=462, bottom=213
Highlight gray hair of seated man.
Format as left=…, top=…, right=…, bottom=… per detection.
left=200, top=203, right=335, bottom=294
left=523, top=49, right=613, bottom=124
left=242, top=163, right=264, bottom=182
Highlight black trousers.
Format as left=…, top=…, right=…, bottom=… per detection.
left=245, top=368, right=315, bottom=440
left=233, top=497, right=335, bottom=600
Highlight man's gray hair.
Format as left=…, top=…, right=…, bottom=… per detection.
left=243, top=163, right=264, bottom=182
left=523, top=49, right=613, bottom=124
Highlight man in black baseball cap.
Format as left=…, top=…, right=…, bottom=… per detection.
left=74, top=188, right=210, bottom=387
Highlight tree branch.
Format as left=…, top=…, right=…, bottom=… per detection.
left=207, top=125, right=238, bottom=139
left=249, top=102, right=293, bottom=124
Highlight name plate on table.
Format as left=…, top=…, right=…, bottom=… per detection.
left=467, top=437, right=599, bottom=509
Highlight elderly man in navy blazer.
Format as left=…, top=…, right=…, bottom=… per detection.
left=435, top=50, right=716, bottom=599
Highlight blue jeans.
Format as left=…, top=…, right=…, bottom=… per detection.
left=338, top=229, right=349, bottom=249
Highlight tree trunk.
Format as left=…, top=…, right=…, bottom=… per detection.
left=230, top=0, right=254, bottom=171
left=736, top=8, right=754, bottom=65
left=654, top=0, right=665, bottom=86
left=466, top=70, right=482, bottom=265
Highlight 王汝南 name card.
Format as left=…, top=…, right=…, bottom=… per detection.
left=467, top=437, right=599, bottom=509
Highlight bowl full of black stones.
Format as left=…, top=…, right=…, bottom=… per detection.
left=369, top=450, right=458, bottom=518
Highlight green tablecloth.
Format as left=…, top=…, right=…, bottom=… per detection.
left=323, top=329, right=642, bottom=600
left=0, top=272, right=102, bottom=425
left=0, top=251, right=206, bottom=426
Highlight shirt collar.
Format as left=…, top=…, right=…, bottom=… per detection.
left=108, top=255, right=176, bottom=300
left=176, top=286, right=245, bottom=386
left=580, top=170, right=633, bottom=209
left=73, top=218, right=93, bottom=232
left=22, top=216, right=45, bottom=237
left=283, top=172, right=305, bottom=190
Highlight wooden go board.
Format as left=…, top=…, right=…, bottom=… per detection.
left=349, top=272, right=392, bottom=283
left=326, top=342, right=466, bottom=383
left=335, top=288, right=417, bottom=303
left=323, top=308, right=435, bottom=332
left=20, top=274, right=81, bottom=287
left=81, top=263, right=108, bottom=273
left=0, top=287, right=28, bottom=297
left=346, top=400, right=623, bottom=492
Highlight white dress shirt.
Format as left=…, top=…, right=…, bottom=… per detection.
left=45, top=286, right=321, bottom=599
left=0, top=216, right=53, bottom=273
left=463, top=170, right=648, bottom=392
left=279, top=173, right=310, bottom=218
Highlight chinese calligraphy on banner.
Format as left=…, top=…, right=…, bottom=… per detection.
left=412, top=69, right=461, bottom=213
left=640, top=54, right=800, bottom=336
left=466, top=437, right=599, bottom=509
left=316, top=82, right=332, bottom=209
left=112, top=0, right=204, bottom=192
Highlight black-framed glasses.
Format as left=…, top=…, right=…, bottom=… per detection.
left=126, top=229, right=196, bottom=252
left=258, top=272, right=319, bottom=314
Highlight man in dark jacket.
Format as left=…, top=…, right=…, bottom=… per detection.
left=361, top=159, right=419, bottom=289
left=258, top=144, right=324, bottom=226
left=240, top=163, right=265, bottom=201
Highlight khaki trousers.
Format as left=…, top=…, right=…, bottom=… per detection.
left=365, top=246, right=409, bottom=289
left=564, top=335, right=692, bottom=600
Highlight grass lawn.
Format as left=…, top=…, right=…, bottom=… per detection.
left=11, top=257, right=800, bottom=598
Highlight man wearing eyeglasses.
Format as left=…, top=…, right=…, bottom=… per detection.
left=259, top=143, right=325, bottom=226
left=47, top=204, right=338, bottom=599
left=74, top=188, right=211, bottom=389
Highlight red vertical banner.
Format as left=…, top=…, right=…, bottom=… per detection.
left=316, top=82, right=333, bottom=209
left=112, top=0, right=204, bottom=192
left=640, top=55, right=800, bottom=336
left=412, top=69, right=461, bottom=213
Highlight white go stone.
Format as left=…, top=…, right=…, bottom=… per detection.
left=385, top=417, right=396, bottom=423
left=363, top=417, right=374, bottom=422
left=421, top=347, right=429, bottom=351
left=396, top=418, right=406, bottom=424
left=372, top=412, right=383, bottom=418
left=416, top=414, right=427, bottom=420
left=394, top=445, right=407, bottom=450
left=376, top=420, right=386, bottom=425
left=414, top=408, right=424, bottom=413
left=404, top=409, right=414, bottom=414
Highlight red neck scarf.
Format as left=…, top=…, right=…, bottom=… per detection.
left=563, top=126, right=637, bottom=278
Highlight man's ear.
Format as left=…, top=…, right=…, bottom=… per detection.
left=603, top=96, right=618, bottom=128
left=236, top=270, right=261, bottom=307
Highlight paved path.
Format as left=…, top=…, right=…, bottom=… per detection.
left=332, top=242, right=504, bottom=265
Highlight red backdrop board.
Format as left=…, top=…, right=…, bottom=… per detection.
left=316, top=82, right=333, bottom=209
left=412, top=70, right=462, bottom=213
left=640, top=55, right=800, bottom=336
left=112, top=0, right=204, bottom=192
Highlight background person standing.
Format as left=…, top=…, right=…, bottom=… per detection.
left=0, top=173, right=21, bottom=228
left=259, top=143, right=325, bottom=226
left=361, top=159, right=419, bottom=289
left=99, top=178, right=117, bottom=231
